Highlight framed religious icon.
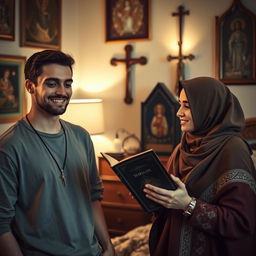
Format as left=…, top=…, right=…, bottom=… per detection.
left=0, top=55, right=26, bottom=123
left=0, top=0, right=15, bottom=41
left=141, top=83, right=181, bottom=155
left=105, top=0, right=150, bottom=42
left=20, top=0, right=61, bottom=50
left=215, top=0, right=256, bottom=84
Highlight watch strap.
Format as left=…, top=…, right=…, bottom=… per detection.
left=183, top=197, right=196, bottom=217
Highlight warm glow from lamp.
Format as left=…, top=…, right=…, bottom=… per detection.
left=62, top=99, right=104, bottom=135
left=168, top=40, right=194, bottom=55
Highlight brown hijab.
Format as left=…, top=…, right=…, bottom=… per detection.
left=167, top=77, right=254, bottom=197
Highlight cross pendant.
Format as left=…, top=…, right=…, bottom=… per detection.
left=60, top=169, right=67, bottom=186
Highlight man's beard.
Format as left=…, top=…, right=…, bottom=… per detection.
left=40, top=103, right=68, bottom=116
left=36, top=95, right=70, bottom=116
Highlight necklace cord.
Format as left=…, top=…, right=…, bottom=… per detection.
left=25, top=115, right=67, bottom=186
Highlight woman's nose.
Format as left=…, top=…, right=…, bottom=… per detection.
left=176, top=107, right=184, bottom=117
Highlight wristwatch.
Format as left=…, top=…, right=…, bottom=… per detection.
left=183, top=197, right=196, bottom=217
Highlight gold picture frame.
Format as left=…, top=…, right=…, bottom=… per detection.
left=20, top=0, right=61, bottom=50
left=105, top=0, right=150, bottom=42
left=215, top=0, right=256, bottom=84
left=0, top=0, right=15, bottom=41
left=0, top=55, right=26, bottom=123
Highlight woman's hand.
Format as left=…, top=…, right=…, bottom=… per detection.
left=143, top=174, right=192, bottom=210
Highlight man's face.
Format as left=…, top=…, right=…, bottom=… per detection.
left=33, top=64, right=73, bottom=116
left=177, top=89, right=195, bottom=133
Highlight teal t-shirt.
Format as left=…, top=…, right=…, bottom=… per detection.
left=0, top=119, right=103, bottom=256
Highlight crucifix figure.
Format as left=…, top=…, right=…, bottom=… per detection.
left=167, top=5, right=195, bottom=95
left=111, top=44, right=147, bottom=104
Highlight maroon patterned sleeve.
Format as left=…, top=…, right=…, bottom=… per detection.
left=188, top=180, right=256, bottom=238
left=189, top=199, right=217, bottom=232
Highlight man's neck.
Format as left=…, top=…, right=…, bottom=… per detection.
left=25, top=111, right=62, bottom=134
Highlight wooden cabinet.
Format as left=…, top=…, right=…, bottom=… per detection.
left=98, top=154, right=169, bottom=237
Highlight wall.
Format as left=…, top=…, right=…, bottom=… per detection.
left=1, top=0, right=256, bottom=156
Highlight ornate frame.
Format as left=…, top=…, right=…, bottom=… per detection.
left=20, top=0, right=61, bottom=50
left=0, top=55, right=26, bottom=123
left=105, top=0, right=150, bottom=42
left=215, top=0, right=256, bottom=84
left=141, top=83, right=181, bottom=155
left=0, top=0, right=15, bottom=41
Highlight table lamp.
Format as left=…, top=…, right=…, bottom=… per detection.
left=62, top=99, right=104, bottom=135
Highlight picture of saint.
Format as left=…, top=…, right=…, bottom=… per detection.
left=25, top=0, right=59, bottom=44
left=150, top=104, right=168, bottom=137
left=0, top=0, right=12, bottom=35
left=224, top=18, right=251, bottom=78
left=112, top=0, right=144, bottom=36
left=0, top=68, right=18, bottom=113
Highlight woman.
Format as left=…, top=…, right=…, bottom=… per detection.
left=144, top=77, right=256, bottom=256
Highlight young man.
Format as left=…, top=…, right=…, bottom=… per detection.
left=0, top=50, right=115, bottom=256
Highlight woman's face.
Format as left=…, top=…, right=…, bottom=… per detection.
left=177, top=89, right=195, bottom=132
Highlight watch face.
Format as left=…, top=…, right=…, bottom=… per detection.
left=122, top=134, right=141, bottom=155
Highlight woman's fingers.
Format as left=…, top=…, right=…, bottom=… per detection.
left=145, top=193, right=173, bottom=208
left=171, top=174, right=185, bottom=189
left=144, top=175, right=190, bottom=209
left=144, top=184, right=174, bottom=208
left=144, top=184, right=172, bottom=196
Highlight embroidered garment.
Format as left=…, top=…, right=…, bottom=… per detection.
left=149, top=77, right=256, bottom=256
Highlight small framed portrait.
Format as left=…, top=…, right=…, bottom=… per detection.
left=0, top=55, right=26, bottom=123
left=105, top=0, right=150, bottom=42
left=20, top=0, right=61, bottom=50
left=0, top=0, right=15, bottom=41
left=215, top=0, right=256, bottom=84
left=141, top=83, right=181, bottom=155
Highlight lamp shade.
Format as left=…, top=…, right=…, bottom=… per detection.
left=62, top=99, right=104, bottom=135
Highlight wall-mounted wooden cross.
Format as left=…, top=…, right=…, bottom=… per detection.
left=167, top=5, right=195, bottom=95
left=111, top=44, right=147, bottom=104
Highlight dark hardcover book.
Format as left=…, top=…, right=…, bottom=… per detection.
left=101, top=149, right=177, bottom=213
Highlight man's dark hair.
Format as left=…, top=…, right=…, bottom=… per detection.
left=24, top=50, right=75, bottom=85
